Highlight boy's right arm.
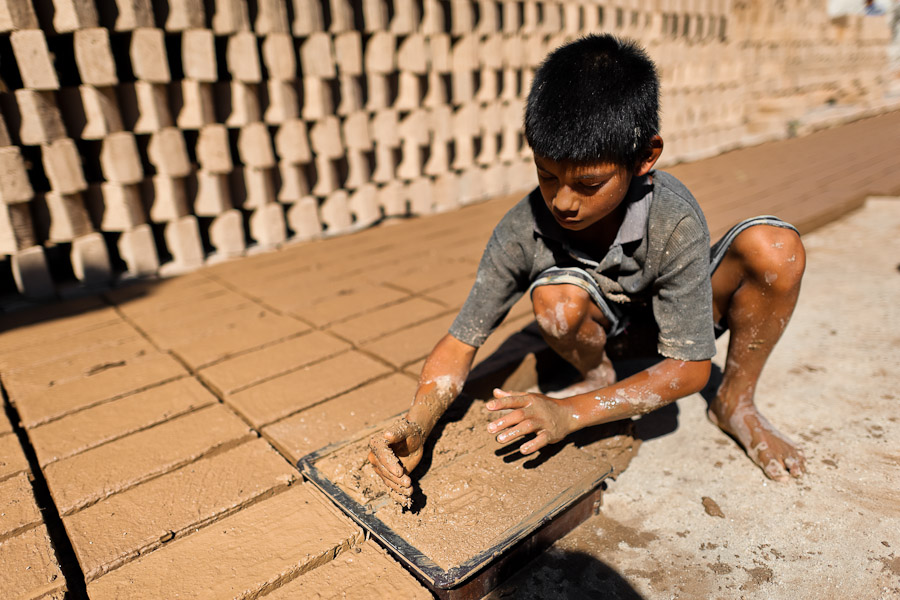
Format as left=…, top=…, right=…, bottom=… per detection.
left=367, top=333, right=477, bottom=500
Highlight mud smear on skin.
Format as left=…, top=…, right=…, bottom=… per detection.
left=316, top=398, right=639, bottom=571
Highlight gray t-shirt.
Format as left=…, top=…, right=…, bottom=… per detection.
left=449, top=170, right=716, bottom=362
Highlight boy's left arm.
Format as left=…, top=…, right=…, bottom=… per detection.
left=486, top=358, right=711, bottom=454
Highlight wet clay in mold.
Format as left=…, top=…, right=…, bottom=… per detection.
left=313, top=397, right=639, bottom=571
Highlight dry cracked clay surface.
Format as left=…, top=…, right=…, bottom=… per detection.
left=314, top=397, right=639, bottom=571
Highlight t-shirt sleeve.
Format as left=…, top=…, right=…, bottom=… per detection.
left=448, top=223, right=532, bottom=347
left=651, top=215, right=716, bottom=361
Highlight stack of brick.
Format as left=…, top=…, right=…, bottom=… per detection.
left=0, top=0, right=895, bottom=297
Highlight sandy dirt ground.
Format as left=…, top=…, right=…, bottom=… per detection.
left=486, top=197, right=900, bottom=600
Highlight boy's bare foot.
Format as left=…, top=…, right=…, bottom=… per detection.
left=707, top=397, right=806, bottom=482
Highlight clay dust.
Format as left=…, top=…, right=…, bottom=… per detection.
left=314, top=398, right=639, bottom=571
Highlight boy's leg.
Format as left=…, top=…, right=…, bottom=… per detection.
left=531, top=283, right=617, bottom=394
left=709, top=223, right=807, bottom=481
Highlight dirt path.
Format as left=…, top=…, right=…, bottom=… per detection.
left=487, top=197, right=900, bottom=599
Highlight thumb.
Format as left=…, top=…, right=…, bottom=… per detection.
left=493, top=388, right=512, bottom=398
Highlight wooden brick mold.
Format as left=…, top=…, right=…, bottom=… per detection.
left=0, top=0, right=895, bottom=295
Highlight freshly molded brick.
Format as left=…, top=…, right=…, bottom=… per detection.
left=86, top=484, right=362, bottom=599
left=43, top=404, right=253, bottom=514
left=0, top=433, right=30, bottom=483
left=15, top=352, right=187, bottom=428
left=166, top=309, right=308, bottom=369
left=0, top=473, right=41, bottom=540
left=226, top=351, right=391, bottom=427
left=198, top=330, right=350, bottom=396
left=327, top=297, right=448, bottom=344
left=28, top=377, right=216, bottom=466
left=66, top=438, right=297, bottom=581
left=263, top=539, right=431, bottom=599
left=0, top=524, right=66, bottom=599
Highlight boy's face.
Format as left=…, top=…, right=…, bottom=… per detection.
left=534, top=155, right=634, bottom=232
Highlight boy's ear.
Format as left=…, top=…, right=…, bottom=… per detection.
left=634, top=135, right=663, bottom=177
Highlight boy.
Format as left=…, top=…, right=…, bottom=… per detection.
left=368, top=34, right=807, bottom=504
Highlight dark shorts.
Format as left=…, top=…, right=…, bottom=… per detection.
left=528, top=215, right=799, bottom=339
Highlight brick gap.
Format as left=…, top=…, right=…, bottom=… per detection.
left=1, top=382, right=90, bottom=600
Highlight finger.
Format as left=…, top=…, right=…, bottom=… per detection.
left=383, top=419, right=411, bottom=444
left=379, top=469, right=414, bottom=497
left=373, top=462, right=413, bottom=494
left=496, top=420, right=537, bottom=445
left=369, top=436, right=404, bottom=478
left=487, top=393, right=530, bottom=411
left=520, top=431, right=549, bottom=455
left=487, top=409, right=525, bottom=434
left=368, top=451, right=411, bottom=488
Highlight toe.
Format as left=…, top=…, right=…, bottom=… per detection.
left=784, top=453, right=806, bottom=478
left=763, top=459, right=790, bottom=482
left=757, top=446, right=791, bottom=482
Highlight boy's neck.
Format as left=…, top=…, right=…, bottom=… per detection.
left=564, top=200, right=629, bottom=254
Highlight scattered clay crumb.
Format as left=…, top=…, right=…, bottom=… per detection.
left=879, top=556, right=900, bottom=576
left=741, top=566, right=774, bottom=589
left=707, top=561, right=733, bottom=574
left=882, top=541, right=891, bottom=547
left=821, top=459, right=838, bottom=468
left=389, top=489, right=412, bottom=510
left=701, top=496, right=725, bottom=518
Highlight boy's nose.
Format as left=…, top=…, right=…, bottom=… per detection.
left=552, top=187, right=579, bottom=214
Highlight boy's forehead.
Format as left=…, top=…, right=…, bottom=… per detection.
left=533, top=154, right=623, bottom=176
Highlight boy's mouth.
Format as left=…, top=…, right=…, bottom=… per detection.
left=552, top=212, right=581, bottom=227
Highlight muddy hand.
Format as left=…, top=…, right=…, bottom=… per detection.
left=486, top=388, right=572, bottom=455
left=367, top=417, right=426, bottom=499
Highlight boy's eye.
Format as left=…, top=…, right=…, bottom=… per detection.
left=579, top=180, right=604, bottom=189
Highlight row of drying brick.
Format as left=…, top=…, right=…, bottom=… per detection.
left=0, top=278, right=442, bottom=595
left=0, top=0, right=729, bottom=39
left=1, top=0, right=893, bottom=304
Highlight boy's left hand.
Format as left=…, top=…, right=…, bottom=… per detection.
left=486, top=388, right=572, bottom=455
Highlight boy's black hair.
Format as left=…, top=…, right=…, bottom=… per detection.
left=524, top=34, right=660, bottom=168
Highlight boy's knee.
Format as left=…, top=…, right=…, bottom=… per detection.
left=733, top=225, right=805, bottom=293
left=531, top=284, right=593, bottom=340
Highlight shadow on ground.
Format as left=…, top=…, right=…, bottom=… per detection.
left=485, top=548, right=646, bottom=600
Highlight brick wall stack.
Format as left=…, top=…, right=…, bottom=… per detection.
left=0, top=0, right=894, bottom=298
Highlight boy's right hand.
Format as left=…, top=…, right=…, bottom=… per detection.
left=367, top=416, right=427, bottom=499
